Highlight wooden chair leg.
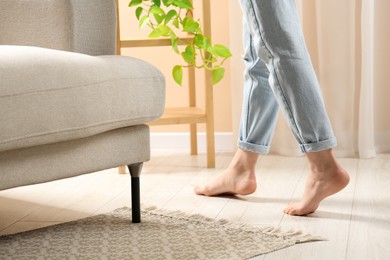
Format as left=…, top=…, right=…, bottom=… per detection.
left=188, top=61, right=197, bottom=156
left=118, top=165, right=126, bottom=174
left=203, top=0, right=215, bottom=168
left=190, top=124, right=198, bottom=155
left=206, top=123, right=215, bottom=168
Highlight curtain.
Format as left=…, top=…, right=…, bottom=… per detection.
left=230, top=0, right=390, bottom=158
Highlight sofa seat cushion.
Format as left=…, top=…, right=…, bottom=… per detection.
left=0, top=45, right=165, bottom=152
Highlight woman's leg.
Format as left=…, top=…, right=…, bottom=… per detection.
left=195, top=18, right=275, bottom=196
left=240, top=0, right=336, bottom=152
left=239, top=0, right=349, bottom=215
left=196, top=0, right=349, bottom=215
left=238, top=19, right=280, bottom=154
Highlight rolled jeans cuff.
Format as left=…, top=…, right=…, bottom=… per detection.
left=238, top=140, right=270, bottom=154
left=300, top=137, right=337, bottom=153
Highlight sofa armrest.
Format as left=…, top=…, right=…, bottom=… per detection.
left=0, top=0, right=116, bottom=55
left=68, top=0, right=117, bottom=55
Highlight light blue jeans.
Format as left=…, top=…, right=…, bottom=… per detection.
left=238, top=0, right=337, bottom=154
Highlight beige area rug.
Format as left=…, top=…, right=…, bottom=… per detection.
left=0, top=207, right=324, bottom=259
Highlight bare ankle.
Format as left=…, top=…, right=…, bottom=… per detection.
left=194, top=149, right=259, bottom=196
left=284, top=149, right=350, bottom=216
left=230, top=148, right=259, bottom=172
left=306, top=149, right=341, bottom=173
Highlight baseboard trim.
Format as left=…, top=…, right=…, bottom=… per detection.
left=150, top=132, right=234, bottom=153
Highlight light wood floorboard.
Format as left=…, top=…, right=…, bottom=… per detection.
left=345, top=155, right=390, bottom=260
left=0, top=151, right=389, bottom=260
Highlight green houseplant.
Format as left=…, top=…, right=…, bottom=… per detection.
left=129, top=0, right=232, bottom=86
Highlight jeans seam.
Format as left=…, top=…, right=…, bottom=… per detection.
left=243, top=33, right=257, bottom=141
left=248, top=0, right=306, bottom=149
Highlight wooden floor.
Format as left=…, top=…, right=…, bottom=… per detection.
left=1, top=151, right=389, bottom=260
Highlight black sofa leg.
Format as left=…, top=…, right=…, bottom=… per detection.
left=128, top=163, right=143, bottom=223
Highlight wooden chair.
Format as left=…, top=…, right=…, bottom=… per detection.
left=116, top=0, right=216, bottom=172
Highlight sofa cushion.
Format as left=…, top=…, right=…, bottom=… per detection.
left=0, top=45, right=165, bottom=152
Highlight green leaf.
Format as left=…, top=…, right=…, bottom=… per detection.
left=173, top=65, right=183, bottom=86
left=154, top=14, right=165, bottom=24
left=181, top=45, right=195, bottom=64
left=148, top=24, right=171, bottom=38
left=194, top=34, right=206, bottom=49
left=212, top=67, right=225, bottom=85
left=171, top=36, right=179, bottom=53
left=183, top=18, right=200, bottom=33
left=135, top=7, right=143, bottom=20
left=149, top=6, right=165, bottom=16
left=165, top=9, right=177, bottom=24
left=169, top=30, right=179, bottom=53
left=204, top=37, right=212, bottom=50
left=160, top=25, right=172, bottom=36
left=129, top=0, right=142, bottom=7
left=139, top=15, right=150, bottom=28
left=149, top=6, right=165, bottom=24
left=129, top=0, right=231, bottom=87
left=149, top=28, right=161, bottom=38
left=162, top=0, right=173, bottom=6
left=172, top=0, right=193, bottom=9
left=150, top=9, right=164, bottom=25
left=207, top=44, right=232, bottom=58
left=197, top=36, right=212, bottom=51
left=172, top=17, right=179, bottom=28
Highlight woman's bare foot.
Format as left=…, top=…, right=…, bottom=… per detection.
left=284, top=149, right=350, bottom=216
left=195, top=149, right=259, bottom=196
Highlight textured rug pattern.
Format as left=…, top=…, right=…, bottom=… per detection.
left=0, top=207, right=323, bottom=259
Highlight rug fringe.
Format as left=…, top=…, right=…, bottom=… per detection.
left=117, top=206, right=326, bottom=244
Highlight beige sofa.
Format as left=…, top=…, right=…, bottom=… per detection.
left=0, top=0, right=165, bottom=223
